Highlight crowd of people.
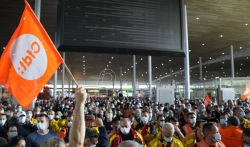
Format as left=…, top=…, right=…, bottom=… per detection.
left=0, top=88, right=250, bottom=147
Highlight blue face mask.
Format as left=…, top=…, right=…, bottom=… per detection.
left=163, top=137, right=172, bottom=142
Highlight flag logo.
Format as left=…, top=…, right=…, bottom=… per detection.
left=10, top=34, right=47, bottom=80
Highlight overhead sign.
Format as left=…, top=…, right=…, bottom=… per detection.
left=87, top=89, right=99, bottom=93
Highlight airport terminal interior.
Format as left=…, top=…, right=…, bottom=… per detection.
left=0, top=0, right=250, bottom=147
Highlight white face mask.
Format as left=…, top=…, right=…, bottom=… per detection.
left=120, top=127, right=130, bottom=134
left=241, top=111, right=246, bottom=117
left=55, top=115, right=60, bottom=119
left=18, top=108, right=22, bottom=112
left=107, top=113, right=113, bottom=119
left=141, top=117, right=149, bottom=124
left=189, top=118, right=196, bottom=124
left=48, top=115, right=54, bottom=120
left=26, top=114, right=32, bottom=119
left=37, top=123, right=46, bottom=130
left=0, top=120, right=6, bottom=126
left=159, top=121, right=165, bottom=127
left=213, top=133, right=221, bottom=142
left=163, top=137, right=172, bottom=142
left=18, top=117, right=26, bottom=124
left=67, top=121, right=72, bottom=127
left=220, top=119, right=227, bottom=125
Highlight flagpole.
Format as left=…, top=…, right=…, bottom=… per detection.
left=63, top=62, right=78, bottom=86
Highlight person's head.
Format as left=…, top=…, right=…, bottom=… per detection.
left=66, top=113, right=74, bottom=127
left=48, top=110, right=55, bottom=121
left=198, top=104, right=205, bottom=112
left=84, top=128, right=99, bottom=147
left=0, top=113, right=7, bottom=126
left=203, top=123, right=221, bottom=146
left=120, top=118, right=131, bottom=135
left=228, top=100, right=233, bottom=108
left=7, top=136, right=25, bottom=147
left=206, top=109, right=212, bottom=118
left=169, top=117, right=179, bottom=126
left=6, top=108, right=14, bottom=117
left=227, top=116, right=240, bottom=127
left=34, top=106, right=41, bottom=115
left=187, top=112, right=196, bottom=125
left=17, top=111, right=26, bottom=124
left=183, top=108, right=190, bottom=122
left=7, top=125, right=18, bottom=140
left=55, top=111, right=62, bottom=119
left=242, top=128, right=250, bottom=147
left=117, top=140, right=143, bottom=147
left=37, top=114, right=49, bottom=131
left=134, top=109, right=141, bottom=118
left=195, top=120, right=207, bottom=135
left=233, top=107, right=245, bottom=119
left=26, top=110, right=33, bottom=119
left=141, top=111, right=149, bottom=124
left=16, top=105, right=22, bottom=112
left=161, top=123, right=175, bottom=142
left=111, top=117, right=121, bottom=131
left=106, top=108, right=113, bottom=119
left=40, top=137, right=66, bottom=147
left=157, top=115, right=165, bottom=126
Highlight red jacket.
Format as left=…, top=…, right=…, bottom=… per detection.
left=109, top=128, right=146, bottom=147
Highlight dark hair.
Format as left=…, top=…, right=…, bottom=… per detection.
left=38, top=114, right=49, bottom=122
left=195, top=120, right=207, bottom=128
left=227, top=116, right=240, bottom=126
left=0, top=113, right=7, bottom=118
left=243, top=128, right=250, bottom=138
left=183, top=108, right=190, bottom=115
left=207, top=118, right=219, bottom=124
left=169, top=117, right=178, bottom=122
left=233, top=107, right=240, bottom=115
left=202, top=122, right=216, bottom=136
left=187, top=112, right=196, bottom=118
left=85, top=128, right=99, bottom=142
left=157, top=115, right=164, bottom=120
left=5, top=136, right=25, bottom=147
left=7, top=125, right=17, bottom=132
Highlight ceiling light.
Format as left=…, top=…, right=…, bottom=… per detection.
left=169, top=60, right=171, bottom=62
left=162, top=63, right=164, bottom=65
left=247, top=57, right=249, bottom=59
left=245, top=24, right=248, bottom=26
left=240, top=47, right=242, bottom=49
left=221, top=67, right=223, bottom=69
left=3, top=47, right=5, bottom=50
left=111, top=57, right=113, bottom=59
left=83, top=73, right=85, bottom=75
left=241, top=63, right=243, bottom=65
left=83, top=68, right=85, bottom=69
left=204, top=66, right=206, bottom=68
left=107, top=65, right=109, bottom=67
left=127, top=69, right=129, bottom=70
left=156, top=77, right=157, bottom=78
left=202, top=43, right=205, bottom=46
left=222, top=53, right=224, bottom=55
left=83, top=71, right=85, bottom=73
left=124, top=71, right=126, bottom=73
left=197, top=61, right=199, bottom=63
left=196, top=17, right=199, bottom=20
left=209, top=57, right=212, bottom=59
left=155, top=67, right=158, bottom=69
left=172, top=70, right=173, bottom=72
left=142, top=74, right=143, bottom=76
left=83, top=60, right=85, bottom=62
left=131, top=66, right=133, bottom=67
left=160, top=75, right=162, bottom=77
left=212, top=74, right=213, bottom=76
left=136, top=62, right=137, bottom=64
left=146, top=72, right=147, bottom=74
left=240, top=68, right=242, bottom=70
left=195, top=74, right=197, bottom=75
left=175, top=75, right=177, bottom=77
left=141, top=58, right=143, bottom=60
left=122, top=74, right=123, bottom=76
left=223, top=72, right=225, bottom=73
left=83, top=56, right=85, bottom=58
left=206, top=71, right=208, bottom=73
left=83, top=64, right=85, bottom=66
left=222, top=62, right=224, bottom=64
left=189, top=50, right=191, bottom=52
left=165, top=73, right=167, bottom=74
left=180, top=68, right=181, bottom=69
left=109, top=61, right=111, bottom=63
left=220, top=35, right=223, bottom=37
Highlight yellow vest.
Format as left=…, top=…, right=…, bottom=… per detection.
left=58, top=118, right=67, bottom=128
left=31, top=118, right=38, bottom=125
left=148, top=133, right=184, bottom=147
left=50, top=119, right=61, bottom=133
left=182, top=133, right=196, bottom=147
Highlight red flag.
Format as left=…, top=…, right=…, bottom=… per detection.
left=204, top=95, right=210, bottom=107
left=0, top=0, right=63, bottom=108
left=242, top=83, right=250, bottom=100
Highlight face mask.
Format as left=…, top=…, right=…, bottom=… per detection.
left=163, top=137, right=172, bottom=142
left=188, top=106, right=192, bottom=110
left=141, top=117, right=148, bottom=124
left=67, top=121, right=72, bottom=127
left=18, top=108, right=22, bottom=112
left=8, top=132, right=18, bottom=138
left=96, top=102, right=99, bottom=106
left=89, top=145, right=96, bottom=147
left=37, top=123, right=46, bottom=130
left=0, top=120, right=6, bottom=126
left=202, top=109, right=206, bottom=112
left=213, top=133, right=221, bottom=142
left=158, top=111, right=163, bottom=115
left=107, top=113, right=113, bottom=119
left=36, top=112, right=40, bottom=115
left=159, top=121, right=165, bottom=126
left=165, top=114, right=169, bottom=117
left=5, top=112, right=9, bottom=116
left=117, top=125, right=120, bottom=130
left=55, top=115, right=60, bottom=119
left=204, top=114, right=207, bottom=117
left=246, top=115, right=250, bottom=119
left=244, top=144, right=250, bottom=147
left=170, top=114, right=174, bottom=117
left=120, top=127, right=130, bottom=134
left=220, top=119, right=227, bottom=125
left=190, top=118, right=196, bottom=124
left=160, top=107, right=164, bottom=111
left=61, top=105, right=65, bottom=108
left=241, top=112, right=246, bottom=117
left=148, top=113, right=152, bottom=118
left=18, top=117, right=26, bottom=124
left=27, top=114, right=32, bottom=119
left=48, top=115, right=54, bottom=120
left=136, top=113, right=141, bottom=117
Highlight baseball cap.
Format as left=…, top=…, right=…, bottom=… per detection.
left=17, top=111, right=26, bottom=117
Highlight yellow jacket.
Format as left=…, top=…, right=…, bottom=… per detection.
left=31, top=118, right=38, bottom=125
left=182, top=133, right=196, bottom=147
left=153, top=122, right=162, bottom=136
left=58, top=118, right=67, bottom=128
left=50, top=119, right=62, bottom=133
left=148, top=133, right=184, bottom=147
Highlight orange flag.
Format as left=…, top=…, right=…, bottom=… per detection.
left=0, top=0, right=63, bottom=109
left=242, top=84, right=250, bottom=100
left=204, top=95, right=210, bottom=107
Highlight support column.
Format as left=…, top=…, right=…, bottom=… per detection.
left=29, top=0, right=41, bottom=110
left=199, top=57, right=202, bottom=80
left=62, top=52, right=65, bottom=99
left=53, top=70, right=57, bottom=100
left=230, top=45, right=235, bottom=78
left=148, top=56, right=152, bottom=98
left=183, top=5, right=190, bottom=99
left=0, top=86, right=2, bottom=100
left=133, top=55, right=136, bottom=97
left=68, top=65, right=71, bottom=95
left=170, top=68, right=173, bottom=86
left=120, top=66, right=123, bottom=91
